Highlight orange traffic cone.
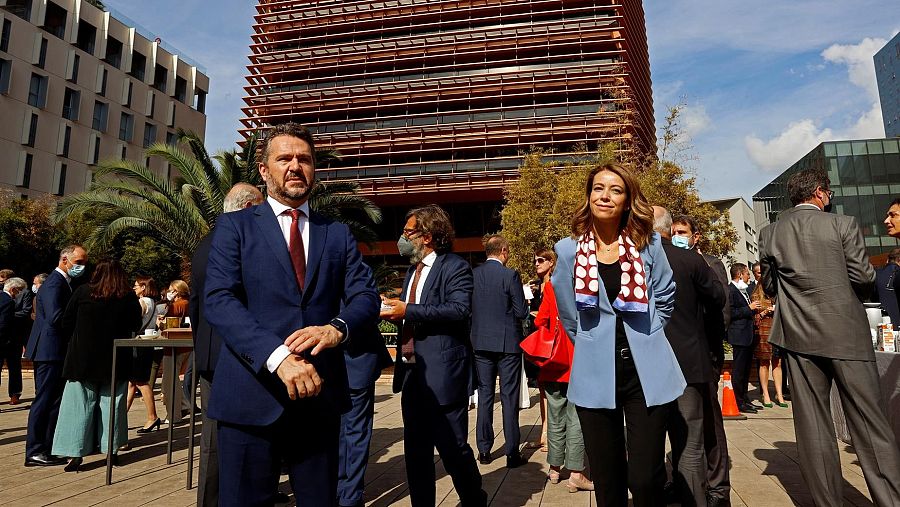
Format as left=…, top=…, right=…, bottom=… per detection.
left=721, top=371, right=747, bottom=420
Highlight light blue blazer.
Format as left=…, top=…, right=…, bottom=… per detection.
left=552, top=233, right=686, bottom=409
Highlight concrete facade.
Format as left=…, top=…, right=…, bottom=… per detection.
left=706, top=197, right=759, bottom=267
left=0, top=0, right=208, bottom=199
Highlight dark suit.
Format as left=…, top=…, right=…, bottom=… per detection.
left=662, top=239, right=726, bottom=507
left=727, top=283, right=755, bottom=405
left=204, top=201, right=380, bottom=506
left=0, top=290, right=22, bottom=399
left=25, top=269, right=72, bottom=458
left=189, top=231, right=220, bottom=507
left=760, top=205, right=900, bottom=506
left=470, top=259, right=527, bottom=458
left=338, top=322, right=392, bottom=507
left=392, top=252, right=485, bottom=507
left=874, top=263, right=900, bottom=328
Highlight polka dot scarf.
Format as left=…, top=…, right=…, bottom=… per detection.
left=574, top=230, right=649, bottom=313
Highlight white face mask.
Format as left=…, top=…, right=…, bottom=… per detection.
left=166, top=291, right=176, bottom=302
left=32, top=284, right=39, bottom=293
left=733, top=280, right=748, bottom=290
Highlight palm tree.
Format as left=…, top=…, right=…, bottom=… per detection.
left=55, top=130, right=381, bottom=274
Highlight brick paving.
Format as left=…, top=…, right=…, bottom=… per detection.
left=0, top=373, right=876, bottom=506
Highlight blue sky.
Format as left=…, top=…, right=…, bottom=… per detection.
left=104, top=0, right=898, bottom=201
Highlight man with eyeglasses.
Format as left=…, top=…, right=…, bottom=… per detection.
left=759, top=168, right=900, bottom=506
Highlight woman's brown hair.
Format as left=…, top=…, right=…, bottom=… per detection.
left=534, top=247, right=557, bottom=276
left=90, top=260, right=132, bottom=300
left=168, top=279, right=190, bottom=298
left=135, top=275, right=158, bottom=300
left=570, top=163, right=655, bottom=251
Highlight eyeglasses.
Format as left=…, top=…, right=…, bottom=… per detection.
left=402, top=228, right=421, bottom=239
left=820, top=188, right=834, bottom=199
left=534, top=257, right=548, bottom=264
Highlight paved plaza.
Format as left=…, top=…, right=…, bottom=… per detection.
left=0, top=373, right=877, bottom=506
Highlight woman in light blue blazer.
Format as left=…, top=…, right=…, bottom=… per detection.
left=552, top=163, right=685, bottom=507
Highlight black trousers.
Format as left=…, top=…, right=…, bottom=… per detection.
left=730, top=344, right=754, bottom=404
left=474, top=350, right=522, bottom=457
left=703, top=375, right=730, bottom=500
left=577, top=354, right=672, bottom=507
left=197, top=376, right=218, bottom=507
left=0, top=342, right=23, bottom=397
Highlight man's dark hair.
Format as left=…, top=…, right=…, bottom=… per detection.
left=730, top=262, right=747, bottom=279
left=787, top=168, right=830, bottom=206
left=483, top=234, right=508, bottom=257
left=891, top=197, right=900, bottom=208
left=672, top=215, right=699, bottom=235
left=751, top=261, right=760, bottom=271
left=59, top=244, right=84, bottom=261
left=260, top=123, right=316, bottom=166
left=406, top=204, right=455, bottom=254
left=888, top=248, right=900, bottom=264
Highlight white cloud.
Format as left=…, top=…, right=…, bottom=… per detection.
left=745, top=120, right=833, bottom=172
left=680, top=104, right=712, bottom=137
left=821, top=37, right=886, bottom=100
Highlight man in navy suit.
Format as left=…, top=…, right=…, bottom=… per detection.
left=381, top=204, right=486, bottom=507
left=727, top=263, right=760, bottom=414
left=204, top=123, right=380, bottom=506
left=24, top=244, right=88, bottom=466
left=338, top=319, right=392, bottom=507
left=470, top=234, right=528, bottom=468
left=1, top=278, right=27, bottom=404
left=190, top=183, right=264, bottom=507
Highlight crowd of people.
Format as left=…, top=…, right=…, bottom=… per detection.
left=2, top=122, right=900, bottom=507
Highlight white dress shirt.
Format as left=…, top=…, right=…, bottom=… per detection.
left=265, top=196, right=311, bottom=373
left=404, top=251, right=437, bottom=307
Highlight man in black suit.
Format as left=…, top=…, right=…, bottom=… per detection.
left=727, top=263, right=760, bottom=414
left=470, top=234, right=528, bottom=468
left=381, top=204, right=486, bottom=507
left=190, top=183, right=264, bottom=507
left=24, top=244, right=88, bottom=466
left=1, top=277, right=27, bottom=404
left=874, top=248, right=900, bottom=328
left=654, top=208, right=725, bottom=506
left=760, top=169, right=900, bottom=505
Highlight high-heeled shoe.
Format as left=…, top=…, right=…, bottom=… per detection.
left=64, top=457, right=82, bottom=473
left=137, top=418, right=161, bottom=434
left=566, top=475, right=595, bottom=493
left=547, top=468, right=561, bottom=484
left=762, top=401, right=774, bottom=408
left=775, top=400, right=789, bottom=408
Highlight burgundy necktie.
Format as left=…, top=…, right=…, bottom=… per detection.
left=400, top=262, right=425, bottom=361
left=286, top=209, right=306, bottom=291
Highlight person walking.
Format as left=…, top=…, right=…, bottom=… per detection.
left=125, top=276, right=162, bottom=434
left=759, top=168, right=900, bottom=506
left=552, top=163, right=684, bottom=507
left=51, top=260, right=142, bottom=471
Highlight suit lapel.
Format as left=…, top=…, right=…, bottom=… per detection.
left=253, top=201, right=296, bottom=285
left=399, top=264, right=416, bottom=301
left=303, top=212, right=328, bottom=302
left=418, top=253, right=443, bottom=305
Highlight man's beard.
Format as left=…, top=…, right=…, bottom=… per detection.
left=267, top=174, right=311, bottom=202
left=409, top=244, right=426, bottom=264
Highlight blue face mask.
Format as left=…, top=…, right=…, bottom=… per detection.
left=68, top=263, right=86, bottom=278
left=671, top=235, right=692, bottom=249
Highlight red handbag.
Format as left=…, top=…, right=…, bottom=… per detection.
left=521, top=325, right=555, bottom=364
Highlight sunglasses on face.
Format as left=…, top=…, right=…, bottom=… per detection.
left=534, top=257, right=548, bottom=264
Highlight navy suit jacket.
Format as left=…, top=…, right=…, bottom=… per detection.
left=727, top=283, right=755, bottom=347
left=0, top=291, right=14, bottom=347
left=469, top=259, right=528, bottom=353
left=344, top=321, right=393, bottom=390
left=204, top=201, right=380, bottom=426
left=391, top=252, right=474, bottom=406
left=190, top=231, right=220, bottom=380
left=25, top=270, right=72, bottom=361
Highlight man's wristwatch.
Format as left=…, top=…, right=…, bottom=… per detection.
left=329, top=318, right=349, bottom=343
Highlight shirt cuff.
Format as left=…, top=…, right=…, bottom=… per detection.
left=266, top=345, right=292, bottom=373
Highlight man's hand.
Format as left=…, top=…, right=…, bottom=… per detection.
left=749, top=301, right=762, bottom=311
left=283, top=325, right=343, bottom=355
left=379, top=298, right=407, bottom=321
left=275, top=355, right=322, bottom=400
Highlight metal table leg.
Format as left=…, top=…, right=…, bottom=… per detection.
left=105, top=344, right=118, bottom=485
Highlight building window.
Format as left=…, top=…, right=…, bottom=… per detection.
left=99, top=67, right=107, bottom=96
left=92, top=100, right=108, bottom=131
left=1, top=19, right=11, bottom=52
left=124, top=81, right=133, bottom=107
left=104, top=37, right=123, bottom=69
left=147, top=92, right=156, bottom=117
left=27, top=73, right=48, bottom=108
left=194, top=88, right=207, bottom=113
left=143, top=122, right=157, bottom=148
left=62, top=87, right=80, bottom=120
left=43, top=1, right=66, bottom=39
left=92, top=135, right=100, bottom=164
left=0, top=59, right=11, bottom=94
left=18, top=153, right=32, bottom=188
left=166, top=131, right=176, bottom=146
left=25, top=112, right=37, bottom=147
left=37, top=37, right=47, bottom=68
left=119, top=112, right=133, bottom=142
left=4, top=0, right=32, bottom=21
left=76, top=20, right=96, bottom=54
left=53, top=164, right=67, bottom=195
left=62, top=125, right=70, bottom=157
left=175, top=76, right=187, bottom=103
left=130, top=51, right=146, bottom=81
left=153, top=64, right=167, bottom=92
left=69, top=53, right=80, bottom=83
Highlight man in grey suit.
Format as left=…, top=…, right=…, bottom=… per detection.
left=759, top=168, right=900, bottom=506
left=470, top=234, right=528, bottom=468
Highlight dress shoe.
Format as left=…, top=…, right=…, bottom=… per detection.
left=24, top=453, right=67, bottom=466
left=274, top=491, right=291, bottom=503
left=64, top=457, right=83, bottom=472
left=663, top=480, right=677, bottom=504
left=9, top=394, right=20, bottom=405
left=137, top=418, right=162, bottom=434
left=739, top=403, right=758, bottom=414
left=477, top=451, right=492, bottom=465
left=506, top=453, right=526, bottom=468
left=707, top=494, right=731, bottom=507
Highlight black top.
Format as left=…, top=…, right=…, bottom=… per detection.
left=61, top=284, right=143, bottom=383
left=597, top=260, right=629, bottom=352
